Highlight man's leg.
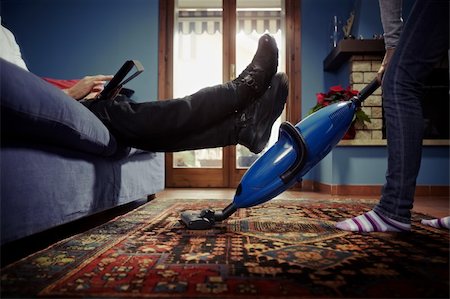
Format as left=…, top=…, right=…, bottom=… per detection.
left=336, top=0, right=449, bottom=232
left=83, top=83, right=239, bottom=142
left=137, top=73, right=289, bottom=152
left=83, top=34, right=278, bottom=152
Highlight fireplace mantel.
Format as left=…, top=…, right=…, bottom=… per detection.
left=323, top=39, right=449, bottom=146
left=324, top=39, right=385, bottom=71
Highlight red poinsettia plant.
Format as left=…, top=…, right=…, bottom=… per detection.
left=308, top=85, right=371, bottom=126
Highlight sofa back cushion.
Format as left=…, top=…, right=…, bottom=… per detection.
left=1, top=58, right=119, bottom=156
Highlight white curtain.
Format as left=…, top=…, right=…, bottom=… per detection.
left=177, top=10, right=281, bottom=35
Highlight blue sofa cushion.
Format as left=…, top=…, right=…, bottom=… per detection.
left=0, top=58, right=119, bottom=156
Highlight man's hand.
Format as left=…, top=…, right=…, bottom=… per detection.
left=63, top=74, right=113, bottom=100
left=377, top=47, right=395, bottom=84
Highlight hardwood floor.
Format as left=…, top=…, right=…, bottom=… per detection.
left=156, top=188, right=450, bottom=218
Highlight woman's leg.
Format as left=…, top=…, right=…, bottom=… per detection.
left=375, top=0, right=448, bottom=223
left=336, top=0, right=449, bottom=232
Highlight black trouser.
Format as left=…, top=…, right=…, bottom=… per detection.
left=82, top=82, right=240, bottom=152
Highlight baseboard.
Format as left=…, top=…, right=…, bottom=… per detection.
left=301, top=180, right=450, bottom=197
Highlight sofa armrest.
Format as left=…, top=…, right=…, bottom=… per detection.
left=0, top=59, right=120, bottom=156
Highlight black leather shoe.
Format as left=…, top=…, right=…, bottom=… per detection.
left=233, top=34, right=278, bottom=108
left=237, top=72, right=289, bottom=154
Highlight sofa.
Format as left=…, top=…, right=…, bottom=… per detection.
left=0, top=59, right=164, bottom=245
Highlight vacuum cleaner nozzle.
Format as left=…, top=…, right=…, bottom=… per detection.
left=180, top=203, right=237, bottom=230
left=180, top=209, right=216, bottom=230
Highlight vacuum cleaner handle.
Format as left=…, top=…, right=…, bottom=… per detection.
left=356, top=78, right=380, bottom=103
left=279, top=122, right=307, bottom=183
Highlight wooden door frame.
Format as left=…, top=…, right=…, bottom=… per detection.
left=285, top=0, right=302, bottom=125
left=159, top=0, right=301, bottom=188
left=223, top=0, right=238, bottom=188
left=158, top=0, right=176, bottom=187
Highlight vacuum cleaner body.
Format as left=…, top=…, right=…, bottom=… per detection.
left=233, top=100, right=357, bottom=209
left=181, top=79, right=379, bottom=229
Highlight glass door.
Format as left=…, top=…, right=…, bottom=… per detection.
left=232, top=0, right=285, bottom=186
left=163, top=0, right=290, bottom=188
left=173, top=1, right=223, bottom=170
left=168, top=0, right=227, bottom=187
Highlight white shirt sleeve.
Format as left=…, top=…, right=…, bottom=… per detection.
left=0, top=22, right=29, bottom=71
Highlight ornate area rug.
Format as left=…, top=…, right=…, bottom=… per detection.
left=1, top=197, right=449, bottom=298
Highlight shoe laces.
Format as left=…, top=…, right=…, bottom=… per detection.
left=234, top=66, right=261, bottom=91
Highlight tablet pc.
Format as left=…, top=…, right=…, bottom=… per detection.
left=97, top=60, right=144, bottom=100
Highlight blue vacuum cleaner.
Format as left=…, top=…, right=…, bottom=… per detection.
left=180, top=78, right=380, bottom=229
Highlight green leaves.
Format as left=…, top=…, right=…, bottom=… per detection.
left=355, top=108, right=371, bottom=125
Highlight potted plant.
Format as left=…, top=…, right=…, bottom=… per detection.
left=308, top=85, right=371, bottom=139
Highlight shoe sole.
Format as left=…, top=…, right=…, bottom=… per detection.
left=249, top=72, right=289, bottom=153
left=250, top=34, right=279, bottom=98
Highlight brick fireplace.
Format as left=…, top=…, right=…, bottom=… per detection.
left=350, top=54, right=383, bottom=140
left=324, top=39, right=449, bottom=146
left=303, top=39, right=449, bottom=195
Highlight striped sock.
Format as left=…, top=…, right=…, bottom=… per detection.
left=336, top=210, right=411, bottom=232
left=421, top=216, right=450, bottom=229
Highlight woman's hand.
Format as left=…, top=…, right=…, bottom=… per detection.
left=377, top=47, right=395, bottom=84
left=63, top=74, right=113, bottom=100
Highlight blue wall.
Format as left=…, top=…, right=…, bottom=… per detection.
left=301, top=0, right=449, bottom=186
left=301, top=0, right=384, bottom=117
left=1, top=0, right=159, bottom=102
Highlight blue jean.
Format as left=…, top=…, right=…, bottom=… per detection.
left=374, top=0, right=449, bottom=223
